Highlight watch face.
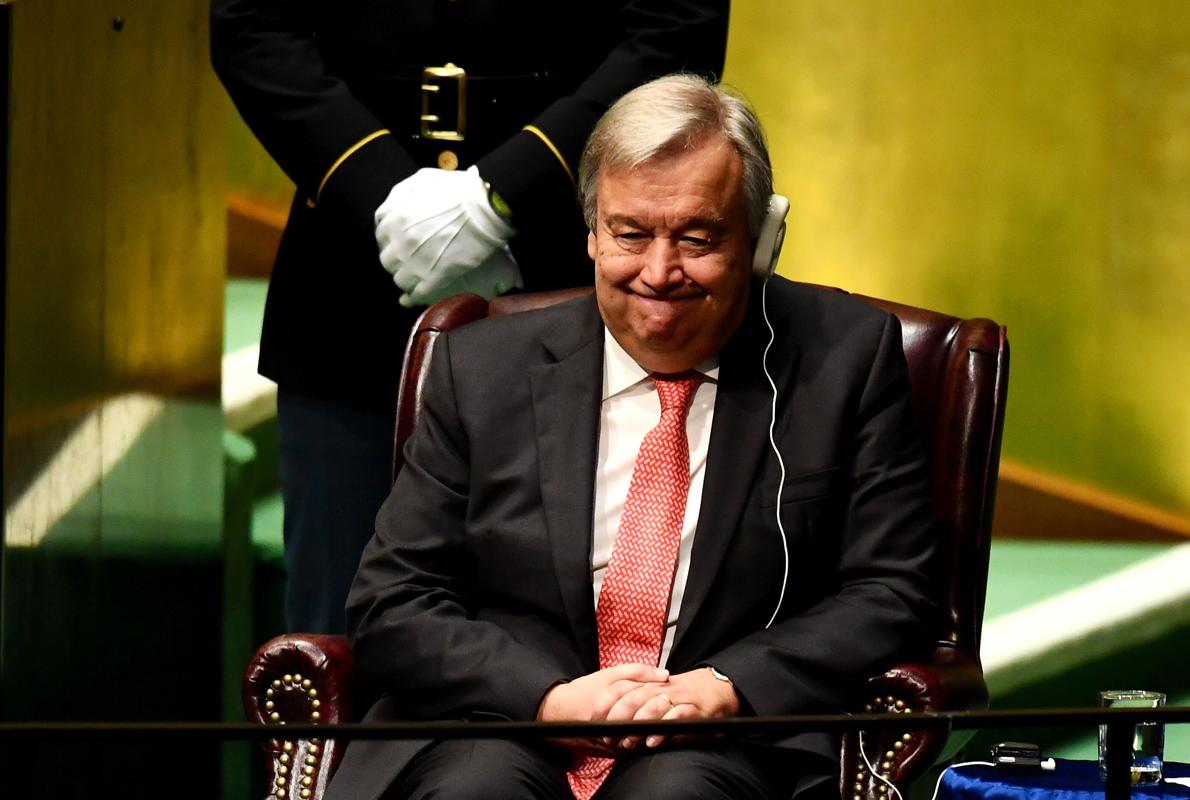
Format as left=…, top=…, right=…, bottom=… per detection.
left=488, top=185, right=513, bottom=221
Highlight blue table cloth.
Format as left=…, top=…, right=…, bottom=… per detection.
left=940, top=759, right=1190, bottom=800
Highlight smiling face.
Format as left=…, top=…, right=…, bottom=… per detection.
left=588, top=135, right=753, bottom=374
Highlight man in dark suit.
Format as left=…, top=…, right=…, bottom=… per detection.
left=331, top=75, right=936, bottom=800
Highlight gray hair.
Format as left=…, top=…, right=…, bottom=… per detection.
left=579, top=74, right=774, bottom=238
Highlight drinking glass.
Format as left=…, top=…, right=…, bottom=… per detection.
left=1098, top=689, right=1165, bottom=785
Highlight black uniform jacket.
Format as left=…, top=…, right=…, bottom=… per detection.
left=331, top=279, right=939, bottom=799
left=210, top=0, right=729, bottom=409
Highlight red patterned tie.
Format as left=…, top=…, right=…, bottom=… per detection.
left=568, top=373, right=702, bottom=800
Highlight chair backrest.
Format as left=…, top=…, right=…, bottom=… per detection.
left=391, top=287, right=592, bottom=478
left=391, top=284, right=1008, bottom=660
left=850, top=293, right=1008, bottom=657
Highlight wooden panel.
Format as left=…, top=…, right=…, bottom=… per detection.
left=2, top=6, right=227, bottom=796
left=5, top=0, right=110, bottom=424
left=101, top=0, right=225, bottom=393
left=227, top=190, right=287, bottom=278
left=4, top=0, right=226, bottom=540
left=995, top=459, right=1190, bottom=542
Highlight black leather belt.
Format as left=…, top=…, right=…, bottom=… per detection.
left=348, top=67, right=577, bottom=168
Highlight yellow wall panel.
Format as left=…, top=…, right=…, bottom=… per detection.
left=725, top=0, right=1190, bottom=513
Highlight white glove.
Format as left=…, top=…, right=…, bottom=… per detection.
left=375, top=165, right=518, bottom=305
left=398, top=244, right=523, bottom=308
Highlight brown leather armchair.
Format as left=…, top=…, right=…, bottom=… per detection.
left=243, top=285, right=1008, bottom=800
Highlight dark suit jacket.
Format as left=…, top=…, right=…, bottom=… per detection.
left=210, top=0, right=728, bottom=409
left=330, top=278, right=937, bottom=800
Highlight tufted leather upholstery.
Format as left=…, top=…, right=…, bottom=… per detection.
left=245, top=284, right=1008, bottom=800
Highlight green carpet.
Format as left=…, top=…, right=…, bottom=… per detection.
left=225, top=278, right=269, bottom=353
left=984, top=539, right=1174, bottom=619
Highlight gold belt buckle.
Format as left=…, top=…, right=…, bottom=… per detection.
left=421, top=63, right=467, bottom=141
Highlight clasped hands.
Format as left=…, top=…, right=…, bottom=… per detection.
left=536, top=664, right=740, bottom=757
left=374, top=166, right=522, bottom=308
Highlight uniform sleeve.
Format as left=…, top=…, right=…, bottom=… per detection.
left=476, top=0, right=730, bottom=221
left=210, top=0, right=419, bottom=232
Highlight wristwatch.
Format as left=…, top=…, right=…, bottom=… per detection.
left=706, top=666, right=733, bottom=684
left=483, top=180, right=513, bottom=222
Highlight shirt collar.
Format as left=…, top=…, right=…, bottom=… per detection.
left=602, top=327, right=719, bottom=401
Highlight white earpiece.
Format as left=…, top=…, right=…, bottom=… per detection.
left=752, top=194, right=791, bottom=278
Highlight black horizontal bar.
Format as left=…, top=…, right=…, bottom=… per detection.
left=2, top=705, right=1189, bottom=742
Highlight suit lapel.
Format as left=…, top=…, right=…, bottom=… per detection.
left=530, top=297, right=604, bottom=668
left=671, top=286, right=801, bottom=658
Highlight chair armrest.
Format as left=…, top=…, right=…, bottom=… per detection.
left=243, top=634, right=354, bottom=800
left=840, top=644, right=988, bottom=799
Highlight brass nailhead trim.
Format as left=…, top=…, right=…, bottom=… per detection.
left=266, top=671, right=324, bottom=797
left=856, top=696, right=918, bottom=795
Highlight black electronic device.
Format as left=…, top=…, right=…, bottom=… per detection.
left=991, top=741, right=1043, bottom=773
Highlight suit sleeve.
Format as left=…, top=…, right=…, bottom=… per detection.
left=344, top=333, right=572, bottom=722
left=707, top=314, right=939, bottom=716
left=476, top=0, right=730, bottom=221
left=210, top=0, right=418, bottom=232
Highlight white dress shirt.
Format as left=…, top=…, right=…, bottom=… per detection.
left=591, top=328, right=719, bottom=667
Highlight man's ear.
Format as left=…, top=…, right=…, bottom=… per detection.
left=587, top=230, right=597, bottom=262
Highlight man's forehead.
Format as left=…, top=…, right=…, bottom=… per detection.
left=595, top=143, right=745, bottom=227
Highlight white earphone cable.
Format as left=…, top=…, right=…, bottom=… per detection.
left=857, top=732, right=905, bottom=800
left=928, top=762, right=995, bottom=800
left=760, top=278, right=788, bottom=630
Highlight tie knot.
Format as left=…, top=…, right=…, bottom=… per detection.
left=652, top=373, right=702, bottom=414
